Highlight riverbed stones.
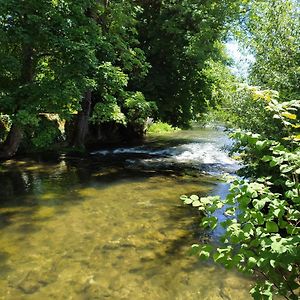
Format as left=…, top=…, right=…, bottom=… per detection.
left=102, top=240, right=121, bottom=250
left=16, top=271, right=42, bottom=294
left=140, top=250, right=156, bottom=262
left=220, top=275, right=252, bottom=300
left=0, top=141, right=252, bottom=299
left=80, top=278, right=111, bottom=299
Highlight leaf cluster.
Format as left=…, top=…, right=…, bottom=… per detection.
left=182, top=96, right=300, bottom=299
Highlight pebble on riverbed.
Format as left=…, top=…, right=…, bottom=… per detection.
left=16, top=271, right=43, bottom=294
left=14, top=268, right=58, bottom=295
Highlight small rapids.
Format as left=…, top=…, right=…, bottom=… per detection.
left=91, top=128, right=239, bottom=175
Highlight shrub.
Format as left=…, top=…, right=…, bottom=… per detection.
left=182, top=94, right=300, bottom=300
left=147, top=121, right=179, bottom=134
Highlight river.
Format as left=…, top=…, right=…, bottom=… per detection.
left=0, top=126, right=253, bottom=299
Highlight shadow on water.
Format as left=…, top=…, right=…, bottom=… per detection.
left=0, top=153, right=210, bottom=224
left=0, top=127, right=254, bottom=300
left=0, top=211, right=16, bottom=229
left=0, top=251, right=13, bottom=279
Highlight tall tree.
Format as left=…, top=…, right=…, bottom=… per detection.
left=136, top=0, right=241, bottom=127
left=72, top=0, right=153, bottom=147
left=0, top=0, right=101, bottom=157
left=238, top=0, right=300, bottom=99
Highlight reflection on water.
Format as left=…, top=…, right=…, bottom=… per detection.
left=0, top=128, right=252, bottom=299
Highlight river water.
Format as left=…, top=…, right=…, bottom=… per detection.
left=0, top=127, right=252, bottom=300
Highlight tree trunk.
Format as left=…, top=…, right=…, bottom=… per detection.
left=71, top=90, right=92, bottom=148
left=0, top=43, right=34, bottom=159
left=0, top=124, right=23, bottom=159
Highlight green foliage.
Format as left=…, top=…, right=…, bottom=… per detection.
left=200, top=56, right=237, bottom=109
left=229, top=87, right=280, bottom=136
left=0, top=0, right=103, bottom=153
left=199, top=53, right=239, bottom=126
left=136, top=0, right=241, bottom=127
left=31, top=121, right=62, bottom=150
left=147, top=122, right=179, bottom=134
left=91, top=62, right=155, bottom=129
left=0, top=114, right=11, bottom=142
left=18, top=115, right=63, bottom=151
left=210, top=85, right=287, bottom=142
left=182, top=97, right=300, bottom=299
left=15, top=110, right=39, bottom=127
left=86, top=2, right=154, bottom=137
left=227, top=88, right=300, bottom=177
left=0, top=0, right=154, bottom=153
left=124, top=92, right=156, bottom=127
left=0, top=0, right=101, bottom=105
left=236, top=0, right=300, bottom=100
left=91, top=102, right=126, bottom=125
left=91, top=62, right=128, bottom=125
left=97, top=62, right=129, bottom=96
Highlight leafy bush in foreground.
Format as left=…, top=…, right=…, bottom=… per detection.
left=182, top=94, right=300, bottom=299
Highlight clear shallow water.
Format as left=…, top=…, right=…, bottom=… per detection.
left=0, top=127, right=252, bottom=300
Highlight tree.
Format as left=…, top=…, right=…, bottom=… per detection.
left=0, top=0, right=101, bottom=157
left=136, top=0, right=241, bottom=127
left=237, top=0, right=300, bottom=99
left=73, top=0, right=153, bottom=147
left=0, top=0, right=153, bottom=155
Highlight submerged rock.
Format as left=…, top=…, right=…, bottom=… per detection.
left=80, top=276, right=112, bottom=299
left=16, top=271, right=41, bottom=294
left=14, top=267, right=58, bottom=295
left=140, top=251, right=156, bottom=262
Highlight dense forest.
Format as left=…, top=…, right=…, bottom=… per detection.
left=0, top=0, right=299, bottom=299
left=0, top=0, right=242, bottom=158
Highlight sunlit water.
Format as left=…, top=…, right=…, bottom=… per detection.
left=0, top=127, right=253, bottom=300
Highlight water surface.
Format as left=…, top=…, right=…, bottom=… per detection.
left=0, top=127, right=252, bottom=299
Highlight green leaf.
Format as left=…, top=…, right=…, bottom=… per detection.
left=184, top=199, right=193, bottom=205
left=199, top=244, right=213, bottom=259
left=269, top=259, right=276, bottom=268
left=189, top=244, right=200, bottom=255
left=248, top=256, right=257, bottom=267
left=266, top=221, right=279, bottom=233
left=285, top=180, right=295, bottom=187
left=253, top=199, right=267, bottom=210
left=192, top=200, right=201, bottom=207
left=190, top=195, right=199, bottom=201
left=256, top=140, right=267, bottom=149
left=280, top=165, right=294, bottom=173
left=213, top=252, right=225, bottom=262
left=271, top=240, right=286, bottom=253
left=262, top=155, right=272, bottom=162
left=273, top=208, right=281, bottom=217
left=216, top=202, right=224, bottom=209
left=281, top=112, right=297, bottom=120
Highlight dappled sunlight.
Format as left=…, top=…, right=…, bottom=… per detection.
left=0, top=128, right=253, bottom=299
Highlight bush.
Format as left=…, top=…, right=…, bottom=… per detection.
left=182, top=94, right=300, bottom=300
left=147, top=121, right=179, bottom=134
left=124, top=92, right=157, bottom=127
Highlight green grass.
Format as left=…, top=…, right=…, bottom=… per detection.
left=147, top=122, right=179, bottom=134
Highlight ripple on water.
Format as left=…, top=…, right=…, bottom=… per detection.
left=0, top=128, right=253, bottom=300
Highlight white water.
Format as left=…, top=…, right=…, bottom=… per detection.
left=91, top=128, right=239, bottom=174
